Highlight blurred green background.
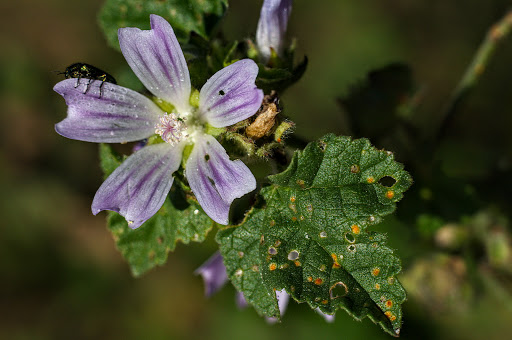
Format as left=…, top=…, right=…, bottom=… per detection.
left=2, top=0, right=512, bottom=339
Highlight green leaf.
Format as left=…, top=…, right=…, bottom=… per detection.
left=216, top=206, right=280, bottom=319
left=338, top=63, right=415, bottom=138
left=218, top=135, right=412, bottom=336
left=99, top=144, right=213, bottom=277
left=99, top=0, right=229, bottom=50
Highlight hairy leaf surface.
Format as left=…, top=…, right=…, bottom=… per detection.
left=218, top=134, right=411, bottom=336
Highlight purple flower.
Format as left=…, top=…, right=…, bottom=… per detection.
left=256, top=0, right=293, bottom=62
left=194, top=251, right=228, bottom=297
left=54, top=15, right=263, bottom=227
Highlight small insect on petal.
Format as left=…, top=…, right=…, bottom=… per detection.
left=59, top=62, right=117, bottom=98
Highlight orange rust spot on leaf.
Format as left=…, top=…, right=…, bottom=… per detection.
left=307, top=276, right=313, bottom=282
left=291, top=216, right=297, bottom=222
left=314, top=278, right=324, bottom=285
left=290, top=196, right=296, bottom=203
left=375, top=283, right=381, bottom=290
left=269, top=263, right=277, bottom=271
left=386, top=300, right=393, bottom=308
left=385, top=190, right=395, bottom=199
left=294, top=260, right=301, bottom=267
left=372, top=268, right=381, bottom=276
left=321, top=300, right=328, bottom=305
left=367, top=177, right=375, bottom=184
left=384, top=311, right=396, bottom=321
left=331, top=253, right=341, bottom=268
left=351, top=224, right=361, bottom=234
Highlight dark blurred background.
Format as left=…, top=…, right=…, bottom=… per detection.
left=1, top=0, right=512, bottom=339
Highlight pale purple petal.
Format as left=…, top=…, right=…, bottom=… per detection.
left=185, top=134, right=256, bottom=225
left=315, top=308, right=335, bottom=323
left=198, top=60, right=263, bottom=128
left=194, top=251, right=228, bottom=297
left=92, top=142, right=184, bottom=229
left=236, top=291, right=249, bottom=309
left=118, top=14, right=191, bottom=112
left=54, top=79, right=161, bottom=143
left=266, top=289, right=290, bottom=324
left=256, top=0, right=293, bottom=62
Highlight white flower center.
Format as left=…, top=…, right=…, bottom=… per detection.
left=155, top=113, right=189, bottom=146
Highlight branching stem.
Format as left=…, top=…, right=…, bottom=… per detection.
left=436, top=9, right=512, bottom=142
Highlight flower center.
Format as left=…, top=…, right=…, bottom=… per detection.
left=155, top=113, right=189, bottom=145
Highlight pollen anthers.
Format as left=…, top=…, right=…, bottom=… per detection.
left=155, top=112, right=189, bottom=145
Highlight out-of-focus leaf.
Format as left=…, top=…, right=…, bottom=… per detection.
left=339, top=63, right=415, bottom=139
left=99, top=0, right=228, bottom=50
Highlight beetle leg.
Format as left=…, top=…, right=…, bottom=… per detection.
left=99, top=81, right=105, bottom=98
left=83, top=78, right=92, bottom=94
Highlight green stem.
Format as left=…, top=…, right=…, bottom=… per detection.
left=436, top=10, right=512, bottom=142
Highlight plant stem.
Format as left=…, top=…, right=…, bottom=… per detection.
left=436, top=9, right=512, bottom=142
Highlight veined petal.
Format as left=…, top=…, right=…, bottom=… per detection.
left=198, top=59, right=263, bottom=128
left=194, top=251, right=228, bottom=297
left=118, top=14, right=191, bottom=112
left=186, top=134, right=256, bottom=225
left=256, top=0, right=293, bottom=62
left=92, top=142, right=184, bottom=229
left=54, top=79, right=160, bottom=143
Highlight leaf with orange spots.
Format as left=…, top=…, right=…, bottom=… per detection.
left=257, top=134, right=411, bottom=336
left=99, top=144, right=214, bottom=277
left=217, top=135, right=411, bottom=335
left=216, top=206, right=281, bottom=319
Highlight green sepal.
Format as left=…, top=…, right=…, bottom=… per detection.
left=189, top=88, right=200, bottom=108
left=205, top=124, right=225, bottom=137
left=153, top=97, right=176, bottom=114
left=99, top=144, right=213, bottom=277
left=98, top=0, right=229, bottom=50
